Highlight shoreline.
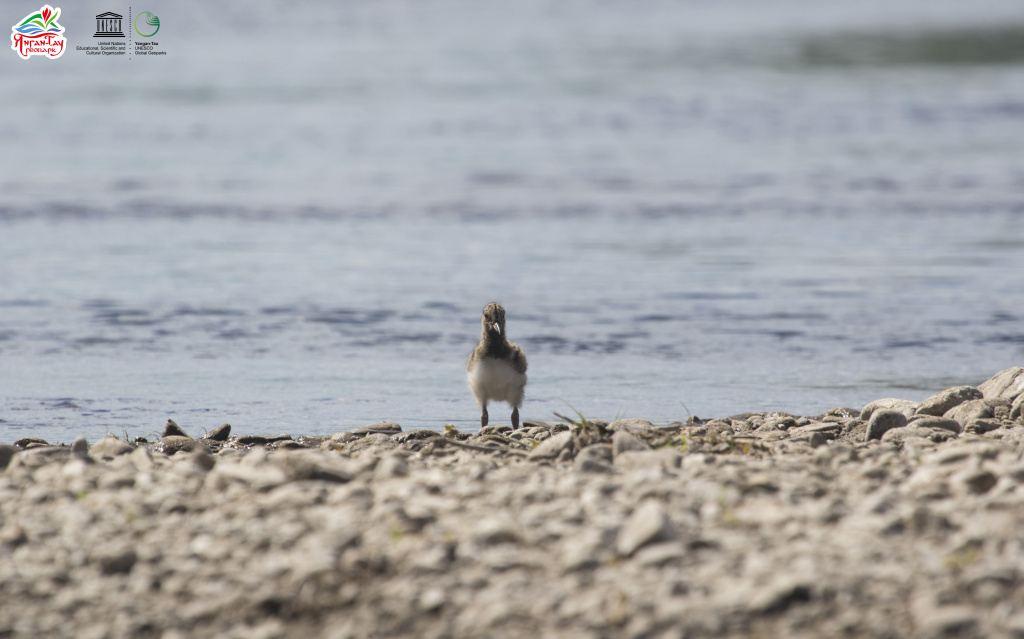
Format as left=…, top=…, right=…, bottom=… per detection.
left=1, top=367, right=1022, bottom=638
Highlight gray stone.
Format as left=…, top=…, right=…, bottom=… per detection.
left=375, top=454, right=409, bottom=479
left=944, top=399, right=993, bottom=426
left=617, top=500, right=675, bottom=557
left=748, top=578, right=813, bottom=614
left=90, top=437, right=134, bottom=458
left=347, top=433, right=398, bottom=454
left=13, top=437, right=48, bottom=448
left=866, top=410, right=907, bottom=441
left=0, top=523, right=27, bottom=547
left=989, top=398, right=1013, bottom=421
left=633, top=541, right=685, bottom=567
left=575, top=443, right=612, bottom=463
left=233, top=434, right=292, bottom=446
left=614, top=448, right=683, bottom=471
left=71, top=436, right=89, bottom=459
left=191, top=447, right=216, bottom=472
left=163, top=419, right=190, bottom=439
left=528, top=431, right=573, bottom=461
left=129, top=445, right=154, bottom=471
left=575, top=457, right=614, bottom=474
left=213, top=459, right=287, bottom=490
left=352, top=421, right=402, bottom=435
left=474, top=517, right=521, bottom=545
left=205, top=423, right=231, bottom=441
left=915, top=385, right=984, bottom=417
left=273, top=450, right=353, bottom=483
left=574, top=444, right=614, bottom=473
left=881, top=426, right=957, bottom=445
left=1011, top=394, right=1024, bottom=421
left=393, top=430, right=441, bottom=444
left=978, top=366, right=1024, bottom=402
left=612, top=430, right=651, bottom=457
left=916, top=606, right=978, bottom=637
left=789, top=423, right=842, bottom=444
left=153, top=436, right=207, bottom=456
left=17, top=446, right=71, bottom=467
left=0, top=444, right=17, bottom=470
left=962, top=470, right=998, bottom=494
left=860, top=398, right=918, bottom=421
left=609, top=418, right=656, bottom=434
left=96, top=548, right=137, bottom=575
left=908, top=416, right=962, bottom=434
left=965, top=419, right=1002, bottom=435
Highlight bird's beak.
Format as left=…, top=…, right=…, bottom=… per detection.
left=492, top=322, right=501, bottom=335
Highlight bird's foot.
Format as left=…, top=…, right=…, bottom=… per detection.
left=512, top=407, right=520, bottom=430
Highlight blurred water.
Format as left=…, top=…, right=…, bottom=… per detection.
left=1, top=0, right=1023, bottom=443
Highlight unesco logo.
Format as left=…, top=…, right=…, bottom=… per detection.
left=94, top=12, right=124, bottom=38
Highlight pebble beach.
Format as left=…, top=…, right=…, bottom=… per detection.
left=1, top=367, right=1023, bottom=638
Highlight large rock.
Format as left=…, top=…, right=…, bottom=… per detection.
left=881, top=426, right=957, bottom=445
left=352, top=422, right=402, bottom=436
left=90, top=437, right=134, bottom=458
left=273, top=450, right=353, bottom=483
left=861, top=399, right=918, bottom=421
left=609, top=418, right=656, bottom=434
left=71, top=436, right=89, bottom=459
left=574, top=444, right=613, bottom=473
left=617, top=500, right=675, bottom=557
left=205, top=423, right=231, bottom=441
left=614, top=449, right=683, bottom=472
left=528, top=431, right=573, bottom=461
left=977, top=367, right=1024, bottom=402
left=153, top=436, right=208, bottom=456
left=1011, top=395, right=1024, bottom=421
left=163, top=419, right=190, bottom=439
left=915, top=386, right=983, bottom=417
left=612, top=430, right=651, bottom=457
left=0, top=444, right=16, bottom=470
left=908, top=416, right=962, bottom=434
left=865, top=410, right=907, bottom=441
left=944, top=399, right=993, bottom=426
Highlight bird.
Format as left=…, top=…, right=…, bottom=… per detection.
left=466, top=302, right=528, bottom=430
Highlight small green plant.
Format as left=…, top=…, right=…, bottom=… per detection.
left=389, top=524, right=403, bottom=544
left=554, top=400, right=588, bottom=428
left=679, top=401, right=693, bottom=423
left=943, top=543, right=981, bottom=572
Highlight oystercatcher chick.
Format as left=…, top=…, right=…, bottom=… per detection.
left=466, top=302, right=528, bottom=430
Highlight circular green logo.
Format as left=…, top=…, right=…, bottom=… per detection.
left=134, top=11, right=159, bottom=37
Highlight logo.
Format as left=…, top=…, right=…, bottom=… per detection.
left=94, top=12, right=124, bottom=38
left=134, top=11, right=159, bottom=37
left=11, top=5, right=66, bottom=59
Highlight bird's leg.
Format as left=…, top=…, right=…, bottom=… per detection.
left=512, top=407, right=520, bottom=430
left=481, top=405, right=489, bottom=427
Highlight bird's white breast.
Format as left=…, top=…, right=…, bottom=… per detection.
left=467, top=357, right=527, bottom=407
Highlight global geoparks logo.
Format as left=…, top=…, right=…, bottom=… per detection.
left=11, top=4, right=66, bottom=59
left=134, top=10, right=159, bottom=37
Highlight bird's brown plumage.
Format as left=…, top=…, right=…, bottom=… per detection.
left=466, top=303, right=528, bottom=429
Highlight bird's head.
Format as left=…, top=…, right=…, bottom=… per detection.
left=481, top=302, right=506, bottom=337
